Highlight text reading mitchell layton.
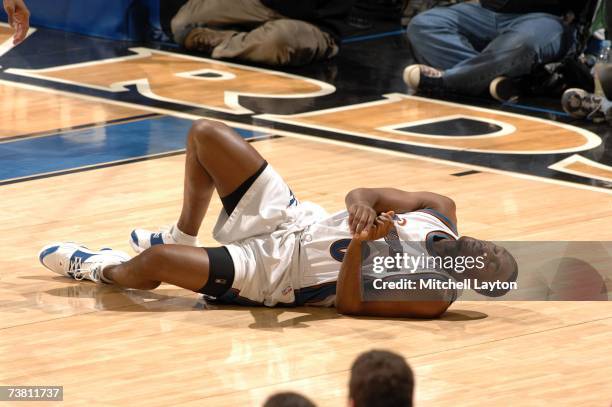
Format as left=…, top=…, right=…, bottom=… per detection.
left=368, top=251, right=518, bottom=294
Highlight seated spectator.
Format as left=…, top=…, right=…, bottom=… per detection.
left=404, top=0, right=588, bottom=102
left=170, top=0, right=354, bottom=66
left=349, top=350, right=414, bottom=407
left=561, top=3, right=611, bottom=122
left=263, top=391, right=316, bottom=407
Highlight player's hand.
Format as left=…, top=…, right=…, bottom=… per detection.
left=348, top=203, right=377, bottom=236
left=3, top=0, right=30, bottom=45
left=354, top=211, right=395, bottom=241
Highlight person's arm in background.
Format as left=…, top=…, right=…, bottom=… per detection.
left=3, top=0, right=29, bottom=44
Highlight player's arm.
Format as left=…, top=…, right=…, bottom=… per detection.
left=345, top=188, right=456, bottom=235
left=3, top=0, right=30, bottom=45
left=335, top=211, right=450, bottom=318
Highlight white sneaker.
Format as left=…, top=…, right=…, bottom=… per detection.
left=561, top=88, right=606, bottom=122
left=39, top=242, right=129, bottom=283
left=129, top=224, right=198, bottom=253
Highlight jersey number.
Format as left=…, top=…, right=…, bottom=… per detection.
left=329, top=238, right=372, bottom=262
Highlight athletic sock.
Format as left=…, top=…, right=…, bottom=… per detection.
left=171, top=223, right=199, bottom=246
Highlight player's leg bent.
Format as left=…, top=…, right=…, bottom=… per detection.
left=130, top=119, right=267, bottom=252
left=185, top=119, right=265, bottom=197
left=177, top=118, right=265, bottom=236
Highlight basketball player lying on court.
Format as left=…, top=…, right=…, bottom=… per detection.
left=39, top=120, right=518, bottom=318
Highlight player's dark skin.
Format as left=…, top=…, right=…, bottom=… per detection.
left=337, top=189, right=516, bottom=318
left=103, top=119, right=515, bottom=318
left=104, top=119, right=265, bottom=292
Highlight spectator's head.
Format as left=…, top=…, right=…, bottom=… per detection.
left=263, top=392, right=316, bottom=407
left=349, top=350, right=414, bottom=407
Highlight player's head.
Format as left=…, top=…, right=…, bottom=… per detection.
left=453, top=236, right=518, bottom=297
left=264, top=392, right=316, bottom=407
left=349, top=349, right=414, bottom=407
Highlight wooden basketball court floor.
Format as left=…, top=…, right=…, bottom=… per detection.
left=1, top=24, right=612, bottom=407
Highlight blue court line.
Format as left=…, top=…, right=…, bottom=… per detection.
left=502, top=102, right=570, bottom=117
left=342, top=29, right=407, bottom=44
left=0, top=116, right=263, bottom=184
left=152, top=30, right=407, bottom=47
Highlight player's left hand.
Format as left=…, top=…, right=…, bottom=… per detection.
left=354, top=211, right=394, bottom=241
left=3, top=0, right=30, bottom=45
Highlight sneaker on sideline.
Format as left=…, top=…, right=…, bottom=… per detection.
left=561, top=88, right=606, bottom=122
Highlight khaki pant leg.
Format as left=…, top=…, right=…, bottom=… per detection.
left=171, top=0, right=280, bottom=44
left=212, top=19, right=339, bottom=66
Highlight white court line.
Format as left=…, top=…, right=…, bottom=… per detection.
left=377, top=114, right=516, bottom=140
left=0, top=78, right=610, bottom=195
left=257, top=93, right=602, bottom=155
left=5, top=47, right=336, bottom=115
left=0, top=22, right=36, bottom=61
left=549, top=154, right=612, bottom=183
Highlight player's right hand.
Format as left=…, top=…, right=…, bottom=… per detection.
left=348, top=203, right=377, bottom=236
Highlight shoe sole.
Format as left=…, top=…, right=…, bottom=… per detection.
left=490, top=77, right=519, bottom=103
left=403, top=65, right=420, bottom=89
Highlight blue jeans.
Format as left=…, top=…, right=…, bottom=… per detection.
left=407, top=3, right=574, bottom=94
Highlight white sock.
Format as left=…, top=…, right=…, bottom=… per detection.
left=171, top=223, right=199, bottom=246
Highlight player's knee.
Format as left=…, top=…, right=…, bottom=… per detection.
left=191, top=118, right=226, bottom=136
left=189, top=119, right=230, bottom=147
left=136, top=245, right=171, bottom=281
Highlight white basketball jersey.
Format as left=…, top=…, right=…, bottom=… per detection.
left=295, top=209, right=460, bottom=291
